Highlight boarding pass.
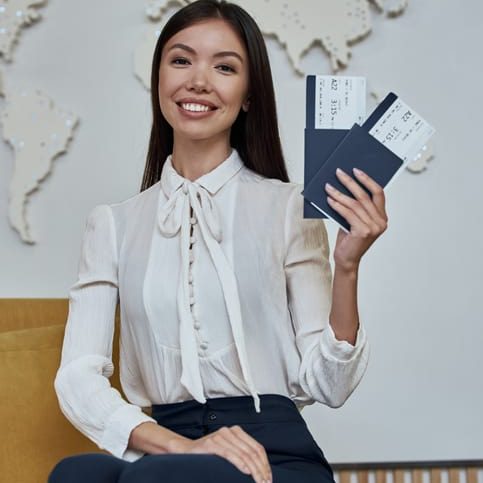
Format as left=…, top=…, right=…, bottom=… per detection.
left=314, top=75, right=366, bottom=129
left=367, top=96, right=435, bottom=164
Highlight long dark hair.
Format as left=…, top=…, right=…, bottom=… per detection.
left=140, top=0, right=290, bottom=192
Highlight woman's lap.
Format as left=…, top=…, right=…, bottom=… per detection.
left=119, top=453, right=253, bottom=482
left=48, top=395, right=336, bottom=483
left=48, top=451, right=333, bottom=483
left=48, top=453, right=128, bottom=483
left=48, top=452, right=249, bottom=483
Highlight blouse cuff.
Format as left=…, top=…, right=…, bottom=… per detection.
left=320, top=321, right=367, bottom=362
left=100, top=403, right=158, bottom=462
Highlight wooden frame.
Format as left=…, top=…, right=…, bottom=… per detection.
left=332, top=460, right=482, bottom=483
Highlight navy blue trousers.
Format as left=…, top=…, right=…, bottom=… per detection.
left=48, top=394, right=335, bottom=482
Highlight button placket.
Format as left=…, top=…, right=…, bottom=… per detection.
left=187, top=205, right=208, bottom=354
left=192, top=299, right=201, bottom=330
left=188, top=209, right=196, bottom=306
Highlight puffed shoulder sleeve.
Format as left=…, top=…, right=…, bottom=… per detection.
left=54, top=204, right=157, bottom=462
left=284, top=184, right=370, bottom=408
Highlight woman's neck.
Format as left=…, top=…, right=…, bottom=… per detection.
left=171, top=135, right=232, bottom=181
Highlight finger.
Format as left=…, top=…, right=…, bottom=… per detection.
left=325, top=182, right=374, bottom=227
left=351, top=167, right=388, bottom=221
left=200, top=435, right=252, bottom=475
left=216, top=427, right=268, bottom=482
left=215, top=432, right=268, bottom=483
left=205, top=433, right=255, bottom=479
left=230, top=426, right=271, bottom=474
left=230, top=426, right=272, bottom=482
left=334, top=168, right=387, bottom=224
left=327, top=196, right=373, bottom=236
left=195, top=432, right=250, bottom=474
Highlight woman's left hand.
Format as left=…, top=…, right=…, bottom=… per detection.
left=325, top=167, right=388, bottom=273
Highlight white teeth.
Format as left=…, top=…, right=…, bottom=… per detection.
left=180, top=103, right=211, bottom=112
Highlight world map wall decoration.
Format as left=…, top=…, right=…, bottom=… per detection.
left=138, top=0, right=409, bottom=82
left=1, top=0, right=429, bottom=245
left=0, top=0, right=79, bottom=244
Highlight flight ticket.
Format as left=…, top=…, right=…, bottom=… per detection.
left=314, top=75, right=366, bottom=129
left=367, top=96, right=436, bottom=165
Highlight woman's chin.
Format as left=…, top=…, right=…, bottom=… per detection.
left=174, top=127, right=228, bottom=143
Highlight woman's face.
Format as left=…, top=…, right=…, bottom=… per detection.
left=158, top=18, right=250, bottom=144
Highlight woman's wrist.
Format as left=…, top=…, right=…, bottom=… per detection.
left=334, top=261, right=359, bottom=276
left=167, top=435, right=192, bottom=454
left=128, top=421, right=191, bottom=455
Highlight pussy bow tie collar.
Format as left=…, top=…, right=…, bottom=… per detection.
left=157, top=148, right=261, bottom=413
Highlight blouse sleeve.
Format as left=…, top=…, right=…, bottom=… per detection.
left=284, top=184, right=370, bottom=408
left=54, top=204, right=157, bottom=462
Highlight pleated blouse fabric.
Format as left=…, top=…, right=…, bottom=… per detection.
left=54, top=148, right=370, bottom=463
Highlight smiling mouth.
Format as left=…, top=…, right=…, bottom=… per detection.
left=177, top=102, right=217, bottom=113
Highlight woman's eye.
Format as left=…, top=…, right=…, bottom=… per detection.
left=171, top=57, right=190, bottom=65
left=217, top=64, right=235, bottom=73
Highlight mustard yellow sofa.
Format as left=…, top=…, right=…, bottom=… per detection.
left=0, top=298, right=129, bottom=483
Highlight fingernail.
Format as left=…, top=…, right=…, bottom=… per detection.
left=336, top=168, right=345, bottom=176
left=325, top=182, right=335, bottom=191
left=353, top=167, right=364, bottom=176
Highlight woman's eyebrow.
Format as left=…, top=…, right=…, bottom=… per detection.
left=167, top=43, right=244, bottom=63
left=167, top=43, right=195, bottom=55
left=213, top=50, right=244, bottom=63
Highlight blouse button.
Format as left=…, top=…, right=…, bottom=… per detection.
left=188, top=273, right=194, bottom=283
left=194, top=321, right=201, bottom=330
left=200, top=341, right=208, bottom=350
left=182, top=183, right=188, bottom=194
left=190, top=216, right=197, bottom=225
left=189, top=251, right=194, bottom=264
left=189, top=296, right=195, bottom=305
left=190, top=234, right=196, bottom=244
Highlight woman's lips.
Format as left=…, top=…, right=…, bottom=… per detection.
left=176, top=102, right=218, bottom=118
left=177, top=101, right=217, bottom=111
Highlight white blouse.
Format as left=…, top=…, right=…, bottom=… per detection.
left=54, top=147, right=370, bottom=463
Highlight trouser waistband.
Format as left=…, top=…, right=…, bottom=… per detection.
left=151, top=394, right=302, bottom=429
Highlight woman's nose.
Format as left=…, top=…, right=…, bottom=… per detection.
left=187, top=67, right=211, bottom=92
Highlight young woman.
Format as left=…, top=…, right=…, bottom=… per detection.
left=49, top=1, right=388, bottom=482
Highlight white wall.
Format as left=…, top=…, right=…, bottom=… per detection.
left=1, top=0, right=482, bottom=464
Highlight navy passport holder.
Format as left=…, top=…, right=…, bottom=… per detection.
left=302, top=86, right=403, bottom=230
left=303, top=128, right=347, bottom=218
left=302, top=122, right=403, bottom=231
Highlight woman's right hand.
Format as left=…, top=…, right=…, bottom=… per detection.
left=170, top=425, right=273, bottom=483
